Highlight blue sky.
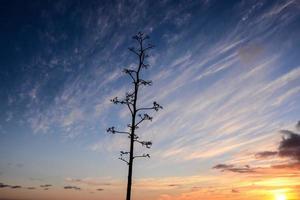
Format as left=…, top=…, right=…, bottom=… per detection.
left=0, top=0, right=300, bottom=200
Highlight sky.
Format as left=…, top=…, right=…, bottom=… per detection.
left=0, top=0, right=300, bottom=200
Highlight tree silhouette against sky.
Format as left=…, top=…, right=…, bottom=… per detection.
left=107, top=32, right=163, bottom=200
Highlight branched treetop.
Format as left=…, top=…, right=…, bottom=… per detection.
left=107, top=32, right=162, bottom=185
left=107, top=32, right=162, bottom=200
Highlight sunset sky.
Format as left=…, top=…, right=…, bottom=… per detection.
left=0, top=0, right=300, bottom=200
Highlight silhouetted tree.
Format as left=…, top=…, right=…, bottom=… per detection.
left=107, top=32, right=162, bottom=200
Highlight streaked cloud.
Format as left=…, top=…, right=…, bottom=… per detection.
left=0, top=0, right=299, bottom=200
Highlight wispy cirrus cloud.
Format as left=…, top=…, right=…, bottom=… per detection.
left=31, top=5, right=299, bottom=198
left=1, top=1, right=300, bottom=199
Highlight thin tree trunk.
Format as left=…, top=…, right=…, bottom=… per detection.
left=126, top=110, right=135, bottom=200
left=126, top=135, right=134, bottom=200
left=126, top=64, right=140, bottom=200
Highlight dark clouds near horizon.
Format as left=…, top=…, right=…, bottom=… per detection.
left=213, top=164, right=255, bottom=173
left=278, top=130, right=300, bottom=162
left=214, top=121, right=300, bottom=173
left=64, top=185, right=81, bottom=190
left=255, top=123, right=300, bottom=163
left=0, top=182, right=36, bottom=190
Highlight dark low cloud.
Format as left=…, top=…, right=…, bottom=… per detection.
left=66, top=178, right=111, bottom=186
left=40, top=184, right=52, bottom=188
left=0, top=183, right=10, bottom=188
left=96, top=188, right=104, bottom=191
left=64, top=185, right=81, bottom=190
left=272, top=162, right=300, bottom=170
left=168, top=184, right=181, bottom=187
left=0, top=182, right=37, bottom=190
left=40, top=184, right=52, bottom=190
left=213, top=164, right=255, bottom=173
left=192, top=186, right=202, bottom=190
left=254, top=122, right=300, bottom=167
left=255, top=151, right=278, bottom=158
left=232, top=188, right=239, bottom=193
left=278, top=130, right=300, bottom=162
left=10, top=185, right=22, bottom=189
left=213, top=164, right=233, bottom=169
left=0, top=183, right=22, bottom=189
left=216, top=122, right=300, bottom=174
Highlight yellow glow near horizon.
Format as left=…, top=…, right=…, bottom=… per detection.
left=275, top=193, right=287, bottom=200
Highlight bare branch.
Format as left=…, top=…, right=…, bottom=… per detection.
left=111, top=97, right=125, bottom=104
left=133, top=154, right=150, bottom=159
left=107, top=127, right=130, bottom=135
left=141, top=63, right=150, bottom=69
left=137, top=101, right=163, bottom=112
left=138, top=79, right=152, bottom=86
left=125, top=92, right=135, bottom=104
left=134, top=139, right=152, bottom=149
left=143, top=44, right=155, bottom=52
left=127, top=103, right=133, bottom=116
left=120, top=151, right=130, bottom=156
left=138, top=113, right=152, bottom=121
left=128, top=47, right=139, bottom=56
left=133, top=134, right=139, bottom=139
left=123, top=68, right=137, bottom=82
left=111, top=96, right=133, bottom=105
left=133, top=32, right=149, bottom=42
left=135, top=113, right=152, bottom=127
left=111, top=94, right=135, bottom=116
left=119, top=151, right=130, bottom=165
left=119, top=157, right=129, bottom=165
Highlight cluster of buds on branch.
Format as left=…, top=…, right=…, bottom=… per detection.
left=111, top=95, right=134, bottom=105
left=153, top=101, right=163, bottom=111
left=139, top=141, right=152, bottom=148
left=138, top=79, right=152, bottom=86
left=138, top=113, right=152, bottom=121
left=106, top=126, right=116, bottom=134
